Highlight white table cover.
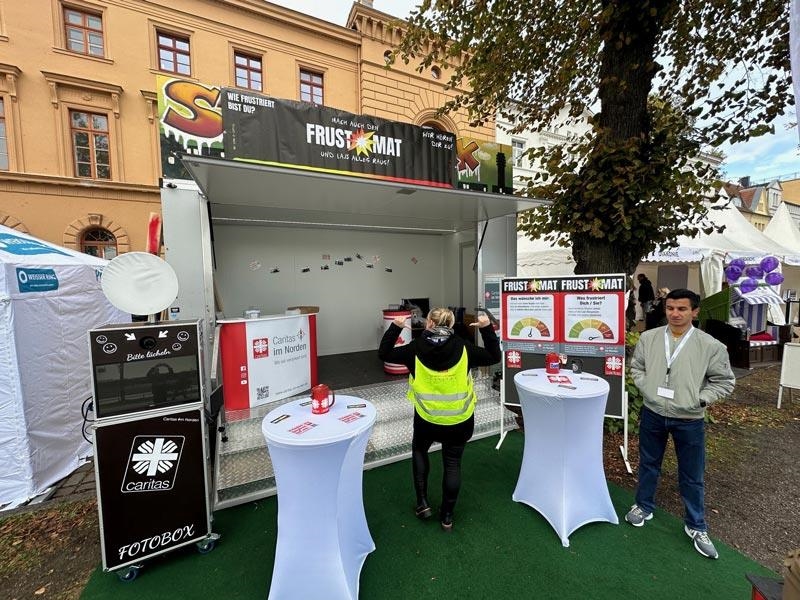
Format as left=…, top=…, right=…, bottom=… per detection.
left=262, top=395, right=376, bottom=600
left=512, top=369, right=619, bottom=547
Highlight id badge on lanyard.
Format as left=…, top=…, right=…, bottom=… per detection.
left=658, top=327, right=694, bottom=400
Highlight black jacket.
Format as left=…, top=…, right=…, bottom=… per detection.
left=378, top=323, right=501, bottom=377
left=638, top=278, right=655, bottom=303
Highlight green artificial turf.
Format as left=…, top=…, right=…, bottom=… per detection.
left=81, top=433, right=775, bottom=599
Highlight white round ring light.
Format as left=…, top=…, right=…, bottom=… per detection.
left=101, top=252, right=179, bottom=317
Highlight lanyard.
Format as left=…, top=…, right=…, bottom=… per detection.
left=663, top=326, right=695, bottom=385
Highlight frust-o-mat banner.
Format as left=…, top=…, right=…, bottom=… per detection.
left=456, top=138, right=514, bottom=194
left=219, top=315, right=318, bottom=413
left=222, top=88, right=456, bottom=188
left=501, top=274, right=627, bottom=418
left=156, top=75, right=224, bottom=180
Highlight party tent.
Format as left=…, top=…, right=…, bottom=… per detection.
left=642, top=200, right=800, bottom=297
left=764, top=202, right=800, bottom=264
left=516, top=233, right=575, bottom=277
left=0, top=226, right=126, bottom=508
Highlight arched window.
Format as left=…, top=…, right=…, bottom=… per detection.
left=421, top=121, right=445, bottom=132
left=81, top=227, right=117, bottom=259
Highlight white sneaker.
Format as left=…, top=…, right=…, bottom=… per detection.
left=685, top=525, right=719, bottom=559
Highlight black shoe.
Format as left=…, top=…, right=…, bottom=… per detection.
left=440, top=512, right=453, bottom=531
left=415, top=500, right=432, bottom=520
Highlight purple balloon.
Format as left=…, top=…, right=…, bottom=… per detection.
left=724, top=265, right=743, bottom=282
left=729, top=258, right=746, bottom=270
left=740, top=278, right=759, bottom=294
left=745, top=265, right=764, bottom=278
left=765, top=272, right=785, bottom=286
left=760, top=256, right=779, bottom=273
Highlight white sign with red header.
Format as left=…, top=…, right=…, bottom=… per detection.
left=219, top=314, right=318, bottom=411
left=501, top=274, right=626, bottom=418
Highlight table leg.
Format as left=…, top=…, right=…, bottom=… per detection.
left=267, top=441, right=357, bottom=600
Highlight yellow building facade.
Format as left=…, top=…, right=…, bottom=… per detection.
left=0, top=0, right=492, bottom=254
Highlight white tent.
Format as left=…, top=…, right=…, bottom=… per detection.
left=0, top=226, right=126, bottom=507
left=516, top=233, right=576, bottom=277
left=643, top=200, right=800, bottom=297
left=516, top=200, right=798, bottom=304
left=764, top=202, right=800, bottom=265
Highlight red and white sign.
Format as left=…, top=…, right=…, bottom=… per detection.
left=604, top=355, right=623, bottom=376
left=252, top=337, right=269, bottom=359
left=505, top=350, right=522, bottom=369
left=220, top=314, right=318, bottom=411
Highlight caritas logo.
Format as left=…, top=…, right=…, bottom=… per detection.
left=505, top=350, right=522, bottom=369
left=253, top=337, right=269, bottom=359
left=605, top=355, right=623, bottom=376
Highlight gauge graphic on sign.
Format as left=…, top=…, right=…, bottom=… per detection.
left=563, top=293, right=620, bottom=344
left=510, top=317, right=551, bottom=339
left=505, top=293, right=555, bottom=341
left=567, top=318, right=615, bottom=341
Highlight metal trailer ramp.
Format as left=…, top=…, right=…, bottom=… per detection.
left=213, top=370, right=515, bottom=509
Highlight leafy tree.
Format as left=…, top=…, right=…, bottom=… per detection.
left=393, top=0, right=793, bottom=275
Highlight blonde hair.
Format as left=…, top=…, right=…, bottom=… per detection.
left=427, top=307, right=455, bottom=329
left=658, top=287, right=670, bottom=297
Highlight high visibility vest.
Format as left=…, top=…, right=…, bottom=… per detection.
left=406, top=348, right=476, bottom=425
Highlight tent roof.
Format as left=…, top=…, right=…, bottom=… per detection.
left=516, top=233, right=574, bottom=266
left=0, top=225, right=107, bottom=266
left=763, top=202, right=800, bottom=263
left=644, top=201, right=799, bottom=263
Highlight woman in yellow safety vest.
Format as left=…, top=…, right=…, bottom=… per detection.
left=379, top=307, right=501, bottom=531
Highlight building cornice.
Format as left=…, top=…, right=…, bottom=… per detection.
left=209, top=0, right=360, bottom=44
left=0, top=171, right=158, bottom=198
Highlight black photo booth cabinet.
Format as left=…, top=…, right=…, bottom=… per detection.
left=89, top=320, right=217, bottom=581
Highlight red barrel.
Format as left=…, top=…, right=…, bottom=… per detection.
left=382, top=309, right=413, bottom=374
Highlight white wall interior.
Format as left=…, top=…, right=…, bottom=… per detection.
left=212, top=225, right=451, bottom=355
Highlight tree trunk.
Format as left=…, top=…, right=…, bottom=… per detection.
left=569, top=0, right=676, bottom=276
left=571, top=233, right=641, bottom=276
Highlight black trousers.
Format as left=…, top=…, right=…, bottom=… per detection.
left=411, top=412, right=474, bottom=516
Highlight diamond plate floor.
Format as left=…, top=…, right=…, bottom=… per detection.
left=214, top=369, right=514, bottom=509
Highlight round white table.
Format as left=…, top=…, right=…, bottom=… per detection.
left=262, top=395, right=377, bottom=600
left=512, top=369, right=618, bottom=547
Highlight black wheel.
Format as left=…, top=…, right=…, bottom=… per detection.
left=196, top=539, right=216, bottom=554
left=117, top=566, right=139, bottom=582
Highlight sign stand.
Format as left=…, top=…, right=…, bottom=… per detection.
left=778, top=342, right=800, bottom=408
left=496, top=274, right=629, bottom=464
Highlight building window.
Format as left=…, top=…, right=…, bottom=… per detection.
left=512, top=139, right=525, bottom=167
left=63, top=6, right=104, bottom=57
left=300, top=69, right=323, bottom=106
left=0, top=99, right=7, bottom=171
left=70, top=110, right=110, bottom=179
left=158, top=31, right=191, bottom=76
left=234, top=52, right=262, bottom=92
left=81, top=227, right=117, bottom=259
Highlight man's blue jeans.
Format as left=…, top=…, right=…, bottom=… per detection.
left=635, top=405, right=707, bottom=531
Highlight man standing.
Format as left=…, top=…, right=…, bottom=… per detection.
left=625, top=289, right=735, bottom=559
left=637, top=273, right=655, bottom=317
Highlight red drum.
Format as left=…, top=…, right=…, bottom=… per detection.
left=382, top=309, right=412, bottom=375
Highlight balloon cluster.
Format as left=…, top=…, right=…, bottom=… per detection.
left=724, top=256, right=784, bottom=293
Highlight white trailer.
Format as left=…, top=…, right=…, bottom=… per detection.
left=161, top=156, right=543, bottom=508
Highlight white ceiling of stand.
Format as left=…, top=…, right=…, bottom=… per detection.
left=180, top=156, right=544, bottom=234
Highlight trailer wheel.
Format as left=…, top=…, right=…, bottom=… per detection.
left=117, top=566, right=140, bottom=582
left=196, top=539, right=216, bottom=554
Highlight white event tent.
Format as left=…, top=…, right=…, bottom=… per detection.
left=642, top=200, right=800, bottom=296
left=764, top=202, right=800, bottom=265
left=0, top=226, right=126, bottom=508
left=516, top=233, right=576, bottom=277
left=517, top=200, right=800, bottom=301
